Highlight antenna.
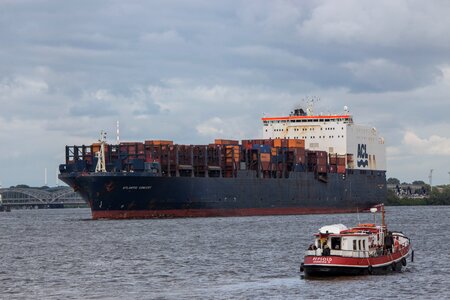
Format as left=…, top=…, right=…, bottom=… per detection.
left=305, top=96, right=320, bottom=116
left=429, top=169, right=433, bottom=192
left=116, top=121, right=120, bottom=145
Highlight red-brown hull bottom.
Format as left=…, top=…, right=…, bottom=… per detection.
left=91, top=207, right=362, bottom=220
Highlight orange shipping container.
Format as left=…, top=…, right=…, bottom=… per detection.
left=215, top=139, right=239, bottom=145
left=274, top=139, right=281, bottom=148
left=271, top=148, right=278, bottom=156
left=260, top=153, right=270, bottom=162
left=144, top=140, right=173, bottom=145
left=287, top=139, right=305, bottom=148
left=92, top=142, right=101, bottom=154
left=153, top=140, right=173, bottom=146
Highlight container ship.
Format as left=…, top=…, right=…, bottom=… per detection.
left=58, top=106, right=386, bottom=219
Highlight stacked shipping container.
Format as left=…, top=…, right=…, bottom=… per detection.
left=63, top=138, right=351, bottom=179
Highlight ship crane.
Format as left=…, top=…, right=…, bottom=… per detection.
left=95, top=131, right=107, bottom=173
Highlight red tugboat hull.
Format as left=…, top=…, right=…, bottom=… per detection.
left=301, top=245, right=411, bottom=276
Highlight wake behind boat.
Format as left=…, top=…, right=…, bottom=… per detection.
left=300, top=204, right=413, bottom=277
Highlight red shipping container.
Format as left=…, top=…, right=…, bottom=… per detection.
left=261, top=161, right=270, bottom=170
left=329, top=165, right=337, bottom=173
left=329, top=155, right=337, bottom=165
left=316, top=151, right=327, bottom=158
left=317, top=157, right=327, bottom=166
left=337, top=157, right=346, bottom=166
left=317, top=166, right=327, bottom=173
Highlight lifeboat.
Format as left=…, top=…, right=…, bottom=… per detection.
left=300, top=204, right=413, bottom=277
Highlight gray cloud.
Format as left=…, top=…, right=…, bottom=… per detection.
left=1, top=0, right=450, bottom=186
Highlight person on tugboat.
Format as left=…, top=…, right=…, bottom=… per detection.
left=385, top=231, right=394, bottom=253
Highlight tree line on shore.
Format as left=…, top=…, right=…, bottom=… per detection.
left=386, top=177, right=450, bottom=205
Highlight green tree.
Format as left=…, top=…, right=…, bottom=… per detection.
left=386, top=189, right=400, bottom=205
left=427, top=186, right=450, bottom=205
left=412, top=180, right=426, bottom=185
left=387, top=177, right=400, bottom=185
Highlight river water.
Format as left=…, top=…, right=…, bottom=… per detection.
left=1, top=206, right=449, bottom=299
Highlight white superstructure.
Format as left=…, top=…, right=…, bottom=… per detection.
left=262, top=107, right=386, bottom=171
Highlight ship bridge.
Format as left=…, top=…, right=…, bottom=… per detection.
left=261, top=108, right=386, bottom=172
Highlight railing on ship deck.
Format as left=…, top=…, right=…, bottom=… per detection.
left=305, top=241, right=409, bottom=258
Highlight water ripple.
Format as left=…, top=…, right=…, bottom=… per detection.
left=0, top=206, right=449, bottom=299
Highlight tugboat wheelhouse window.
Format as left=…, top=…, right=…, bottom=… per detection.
left=331, top=237, right=341, bottom=250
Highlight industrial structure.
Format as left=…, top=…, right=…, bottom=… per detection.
left=0, top=186, right=85, bottom=209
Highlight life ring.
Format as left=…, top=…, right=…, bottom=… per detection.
left=401, top=258, right=407, bottom=266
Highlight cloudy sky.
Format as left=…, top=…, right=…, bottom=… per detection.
left=1, top=0, right=450, bottom=187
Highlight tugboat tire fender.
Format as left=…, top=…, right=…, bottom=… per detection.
left=401, top=258, right=407, bottom=266
left=391, top=262, right=397, bottom=271
left=367, top=266, right=373, bottom=275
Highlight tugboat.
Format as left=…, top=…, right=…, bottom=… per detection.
left=300, top=204, right=413, bottom=276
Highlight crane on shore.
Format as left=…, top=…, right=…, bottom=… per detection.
left=429, top=169, right=433, bottom=192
